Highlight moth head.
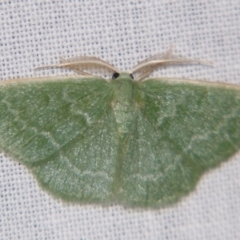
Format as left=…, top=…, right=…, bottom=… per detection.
left=112, top=72, right=134, bottom=80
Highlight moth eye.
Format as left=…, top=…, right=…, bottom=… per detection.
left=112, top=72, right=120, bottom=80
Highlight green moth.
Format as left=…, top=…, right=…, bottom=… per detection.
left=1, top=50, right=240, bottom=208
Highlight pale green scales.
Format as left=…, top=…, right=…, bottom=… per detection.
left=1, top=52, right=240, bottom=207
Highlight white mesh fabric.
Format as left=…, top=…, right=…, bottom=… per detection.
left=0, top=1, right=240, bottom=239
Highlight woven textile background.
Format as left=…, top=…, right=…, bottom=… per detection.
left=0, top=1, right=240, bottom=239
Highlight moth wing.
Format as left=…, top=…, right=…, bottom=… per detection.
left=120, top=78, right=240, bottom=207
left=0, top=77, right=118, bottom=203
